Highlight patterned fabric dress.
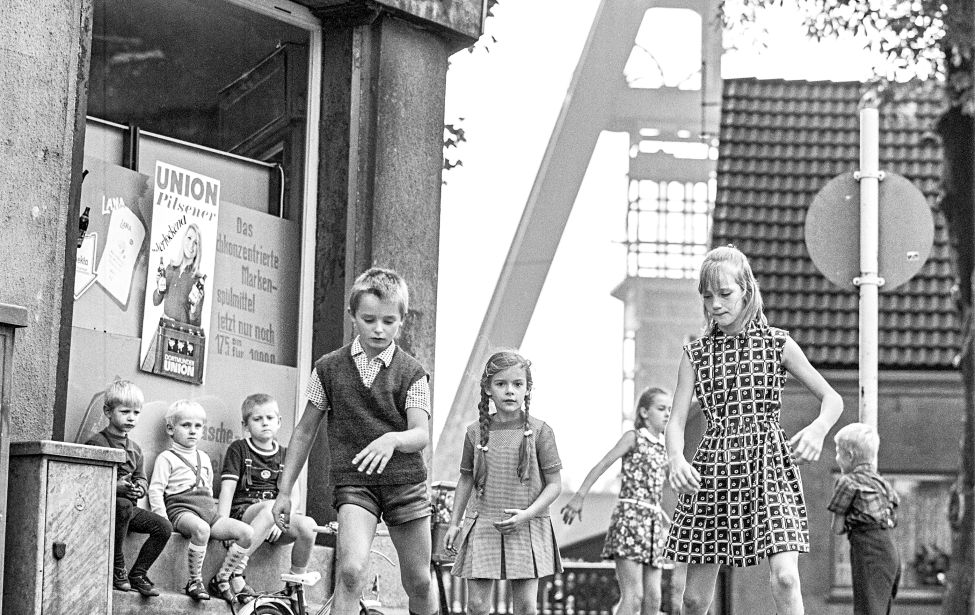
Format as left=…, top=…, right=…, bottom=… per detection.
left=665, top=320, right=809, bottom=567
left=601, top=428, right=669, bottom=567
left=451, top=414, right=563, bottom=580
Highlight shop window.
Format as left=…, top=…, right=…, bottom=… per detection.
left=88, top=0, right=310, bottom=220
left=830, top=473, right=951, bottom=603
left=71, top=0, right=320, bottom=497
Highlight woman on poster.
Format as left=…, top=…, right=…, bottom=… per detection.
left=153, top=223, right=206, bottom=327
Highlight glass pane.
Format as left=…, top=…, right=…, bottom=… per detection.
left=89, top=0, right=310, bottom=220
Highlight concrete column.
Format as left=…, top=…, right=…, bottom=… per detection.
left=0, top=0, right=92, bottom=440
left=308, top=12, right=448, bottom=524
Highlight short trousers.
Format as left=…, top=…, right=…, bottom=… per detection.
left=165, top=488, right=221, bottom=528
left=334, top=481, right=431, bottom=526
left=229, top=491, right=278, bottom=521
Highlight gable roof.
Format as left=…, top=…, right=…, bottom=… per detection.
left=712, top=78, right=958, bottom=369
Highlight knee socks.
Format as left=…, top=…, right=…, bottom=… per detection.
left=217, top=543, right=248, bottom=581
left=187, top=543, right=207, bottom=582
left=233, top=554, right=249, bottom=577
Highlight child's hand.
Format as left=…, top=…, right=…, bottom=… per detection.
left=352, top=434, right=397, bottom=475
left=669, top=456, right=701, bottom=495
left=116, top=476, right=133, bottom=496
left=272, top=495, right=292, bottom=530
left=789, top=423, right=826, bottom=464
left=494, top=509, right=529, bottom=534
left=266, top=523, right=283, bottom=543
left=560, top=495, right=584, bottom=525
left=126, top=483, right=145, bottom=499
left=444, top=525, right=460, bottom=555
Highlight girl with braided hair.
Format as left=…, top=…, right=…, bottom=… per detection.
left=444, top=350, right=563, bottom=615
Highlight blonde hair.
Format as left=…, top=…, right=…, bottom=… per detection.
left=698, top=245, right=766, bottom=331
left=165, top=399, right=206, bottom=427
left=241, top=393, right=278, bottom=422
left=103, top=379, right=145, bottom=413
left=473, top=351, right=534, bottom=496
left=834, top=422, right=879, bottom=466
left=634, top=386, right=669, bottom=431
left=171, top=223, right=203, bottom=273
left=348, top=267, right=409, bottom=317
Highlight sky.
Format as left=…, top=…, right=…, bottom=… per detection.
left=433, top=0, right=883, bottom=490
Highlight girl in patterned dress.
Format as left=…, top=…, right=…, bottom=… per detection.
left=665, top=246, right=843, bottom=615
left=444, top=351, right=563, bottom=615
left=561, top=386, right=677, bottom=615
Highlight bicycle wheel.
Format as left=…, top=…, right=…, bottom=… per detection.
left=253, top=603, right=294, bottom=615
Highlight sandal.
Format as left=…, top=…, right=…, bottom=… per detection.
left=185, top=579, right=210, bottom=601
left=208, top=575, right=236, bottom=603
left=231, top=572, right=256, bottom=603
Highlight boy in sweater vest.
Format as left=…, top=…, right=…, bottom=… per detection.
left=272, top=267, right=438, bottom=615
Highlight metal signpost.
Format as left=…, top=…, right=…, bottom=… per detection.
left=805, top=105, right=934, bottom=428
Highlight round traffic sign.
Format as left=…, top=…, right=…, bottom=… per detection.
left=804, top=171, right=934, bottom=292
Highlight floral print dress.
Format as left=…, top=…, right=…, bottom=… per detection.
left=601, top=427, right=669, bottom=567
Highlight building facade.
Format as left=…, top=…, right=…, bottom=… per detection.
left=0, top=0, right=485, bottom=605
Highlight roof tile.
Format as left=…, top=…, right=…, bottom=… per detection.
left=715, top=78, right=958, bottom=369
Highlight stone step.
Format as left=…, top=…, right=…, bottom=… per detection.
left=113, top=587, right=412, bottom=615
left=116, top=532, right=409, bottom=614
left=119, top=533, right=335, bottom=605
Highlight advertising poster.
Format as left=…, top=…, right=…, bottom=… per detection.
left=74, top=157, right=152, bottom=315
left=213, top=202, right=299, bottom=367
left=139, top=161, right=221, bottom=384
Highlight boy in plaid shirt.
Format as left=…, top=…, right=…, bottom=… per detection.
left=827, top=422, right=900, bottom=615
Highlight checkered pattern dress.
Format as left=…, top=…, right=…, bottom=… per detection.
left=451, top=415, right=563, bottom=579
left=665, top=321, right=809, bottom=567
left=601, top=428, right=669, bottom=566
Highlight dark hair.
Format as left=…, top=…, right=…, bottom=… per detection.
left=473, top=350, right=533, bottom=496
left=633, top=386, right=669, bottom=430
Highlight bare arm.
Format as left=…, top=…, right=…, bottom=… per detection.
left=782, top=337, right=844, bottom=463
left=832, top=512, right=846, bottom=535
left=561, top=432, right=636, bottom=524
left=667, top=353, right=701, bottom=494
left=444, top=472, right=475, bottom=552
left=217, top=478, right=237, bottom=518
left=352, top=407, right=430, bottom=475
left=495, top=470, right=563, bottom=534
left=525, top=469, right=563, bottom=517
left=272, top=400, right=325, bottom=527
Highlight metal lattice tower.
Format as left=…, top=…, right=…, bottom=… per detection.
left=434, top=0, right=722, bottom=478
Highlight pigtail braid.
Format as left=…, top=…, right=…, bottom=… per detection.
left=473, top=388, right=492, bottom=496
left=517, top=392, right=532, bottom=483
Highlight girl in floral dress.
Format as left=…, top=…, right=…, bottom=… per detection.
left=665, top=246, right=843, bottom=615
left=444, top=351, right=563, bottom=615
left=561, top=386, right=676, bottom=615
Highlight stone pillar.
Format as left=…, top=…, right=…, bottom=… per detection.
left=308, top=10, right=449, bottom=524
left=0, top=0, right=92, bottom=441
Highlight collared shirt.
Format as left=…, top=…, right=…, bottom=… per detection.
left=827, top=463, right=899, bottom=533
left=305, top=337, right=430, bottom=416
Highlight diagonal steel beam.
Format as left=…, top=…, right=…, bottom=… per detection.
left=433, top=0, right=655, bottom=478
